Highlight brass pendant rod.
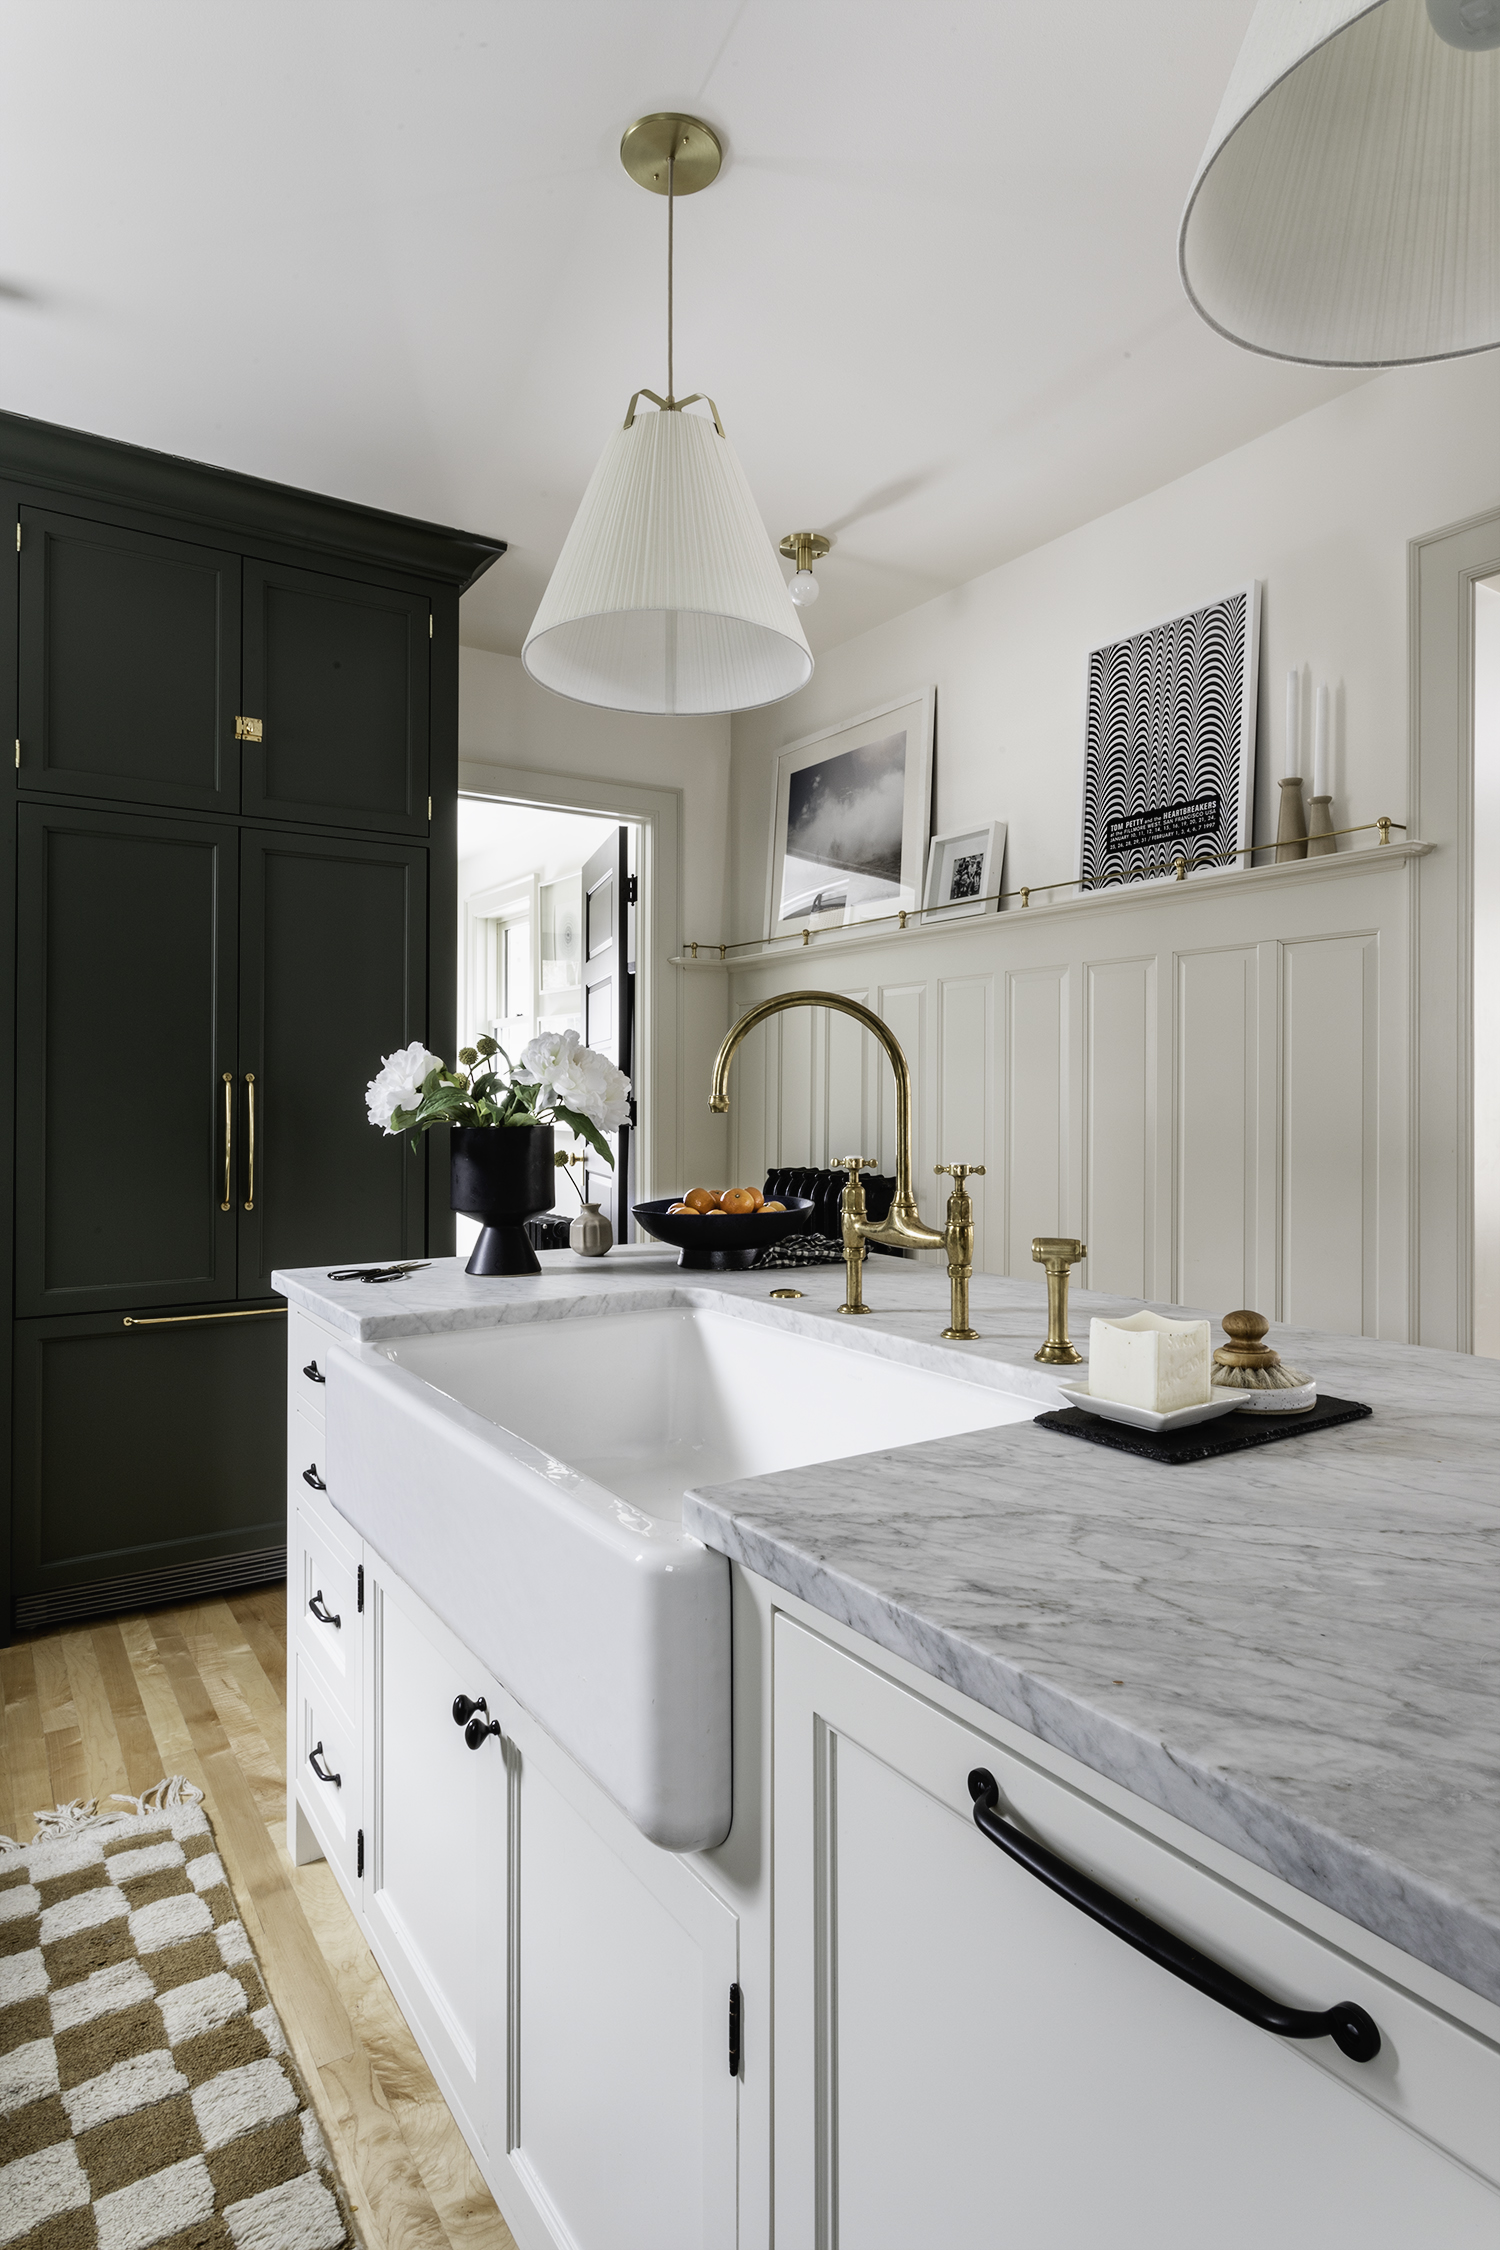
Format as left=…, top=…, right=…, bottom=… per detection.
left=666, top=150, right=675, bottom=404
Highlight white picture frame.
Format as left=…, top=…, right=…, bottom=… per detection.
left=922, top=822, right=1007, bottom=920
left=764, top=687, right=935, bottom=939
left=1078, top=583, right=1260, bottom=892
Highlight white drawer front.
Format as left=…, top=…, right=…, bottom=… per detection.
left=294, top=1499, right=361, bottom=1711
left=294, top=1643, right=362, bottom=1897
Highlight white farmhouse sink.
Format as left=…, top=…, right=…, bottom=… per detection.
left=325, top=1302, right=1032, bottom=1851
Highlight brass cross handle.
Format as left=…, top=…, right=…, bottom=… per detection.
left=935, top=1163, right=986, bottom=1184
left=835, top=1155, right=877, bottom=1173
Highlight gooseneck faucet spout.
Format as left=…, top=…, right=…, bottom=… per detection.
left=709, top=991, right=985, bottom=1332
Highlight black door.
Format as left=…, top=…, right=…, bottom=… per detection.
left=17, top=507, right=241, bottom=813
left=237, top=829, right=428, bottom=1294
left=11, top=1308, right=286, bottom=1624
left=240, top=558, right=430, bottom=834
left=14, top=805, right=240, bottom=1318
left=580, top=828, right=634, bottom=1239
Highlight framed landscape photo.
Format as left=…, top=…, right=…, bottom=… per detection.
left=765, top=687, right=934, bottom=938
left=1079, top=583, right=1260, bottom=891
left=922, top=822, right=1007, bottom=920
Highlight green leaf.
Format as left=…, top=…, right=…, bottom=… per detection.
left=551, top=1103, right=614, bottom=1168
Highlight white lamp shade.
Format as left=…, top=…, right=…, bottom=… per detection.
left=523, top=407, right=813, bottom=715
left=1180, top=0, right=1500, bottom=366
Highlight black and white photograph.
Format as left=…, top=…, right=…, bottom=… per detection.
left=922, top=821, right=1008, bottom=919
left=765, top=689, right=935, bottom=935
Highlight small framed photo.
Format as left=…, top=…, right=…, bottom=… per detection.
left=922, top=822, right=1007, bottom=919
left=765, top=688, right=935, bottom=938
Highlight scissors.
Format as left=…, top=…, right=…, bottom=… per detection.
left=326, top=1261, right=432, bottom=1285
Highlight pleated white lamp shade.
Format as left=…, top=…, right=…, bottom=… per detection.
left=1180, top=0, right=1500, bottom=366
left=522, top=406, right=813, bottom=715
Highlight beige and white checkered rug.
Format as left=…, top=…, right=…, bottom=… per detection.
left=0, top=1779, right=359, bottom=2250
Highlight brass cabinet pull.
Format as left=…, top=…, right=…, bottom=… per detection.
left=222, top=1072, right=235, bottom=1210
left=244, top=1074, right=256, bottom=1212
left=123, top=1308, right=286, bottom=1328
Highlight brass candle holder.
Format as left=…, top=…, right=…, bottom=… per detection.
left=1032, top=1237, right=1087, bottom=1364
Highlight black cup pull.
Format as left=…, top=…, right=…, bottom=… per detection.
left=308, top=1740, right=341, bottom=1787
left=302, top=1465, right=326, bottom=1491
left=452, top=1694, right=488, bottom=1727
left=303, top=1360, right=326, bottom=1384
left=967, top=1771, right=1380, bottom=2063
left=308, top=1590, right=341, bottom=1629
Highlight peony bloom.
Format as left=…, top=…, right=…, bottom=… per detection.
left=549, top=1043, right=631, bottom=1134
left=520, top=1028, right=579, bottom=1098
left=366, top=1042, right=443, bottom=1132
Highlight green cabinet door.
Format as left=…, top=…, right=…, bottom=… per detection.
left=240, top=557, right=430, bottom=833
left=11, top=1308, right=286, bottom=1624
left=237, top=828, right=427, bottom=1294
left=17, top=506, right=241, bottom=812
left=15, top=805, right=240, bottom=1318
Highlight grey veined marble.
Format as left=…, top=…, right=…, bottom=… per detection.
left=277, top=1251, right=1500, bottom=2005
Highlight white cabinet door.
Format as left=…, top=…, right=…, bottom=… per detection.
left=773, top=1616, right=1500, bottom=2250
left=503, top=1700, right=740, bottom=2250
left=364, top=1559, right=508, bottom=2157
left=292, top=1642, right=362, bottom=1904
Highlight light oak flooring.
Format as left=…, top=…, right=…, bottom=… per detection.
left=1, top=1586, right=518, bottom=2250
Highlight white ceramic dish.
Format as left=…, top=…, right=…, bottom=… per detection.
left=1058, top=1382, right=1248, bottom=1434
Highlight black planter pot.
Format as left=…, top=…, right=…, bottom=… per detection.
left=451, top=1125, right=556, bottom=1277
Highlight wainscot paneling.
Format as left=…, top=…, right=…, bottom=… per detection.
left=719, top=848, right=1421, bottom=1339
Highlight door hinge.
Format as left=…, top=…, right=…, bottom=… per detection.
left=234, top=715, right=264, bottom=743
left=626, top=873, right=638, bottom=905
left=15, top=523, right=20, bottom=552
left=13, top=740, right=19, bottom=770
left=357, top=1563, right=364, bottom=1613
left=429, top=613, right=434, bottom=639
left=728, top=1982, right=742, bottom=2077
left=427, top=796, right=432, bottom=820
left=356, top=1828, right=365, bottom=1879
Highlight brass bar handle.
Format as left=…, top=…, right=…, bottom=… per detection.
left=122, top=1308, right=286, bottom=1328
left=244, top=1074, right=256, bottom=1212
left=221, top=1073, right=233, bottom=1211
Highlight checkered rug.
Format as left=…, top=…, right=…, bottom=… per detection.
left=0, top=1779, right=359, bottom=2250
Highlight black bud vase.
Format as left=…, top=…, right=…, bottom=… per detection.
left=451, top=1125, right=556, bottom=1277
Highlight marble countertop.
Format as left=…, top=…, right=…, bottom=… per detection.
left=275, top=1248, right=1499, bottom=2006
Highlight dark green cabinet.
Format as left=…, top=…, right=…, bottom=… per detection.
left=241, top=558, right=430, bottom=833
left=237, top=830, right=427, bottom=1294
left=1, top=407, right=503, bottom=1635
left=15, top=805, right=240, bottom=1318
left=11, top=1309, right=287, bottom=1627
left=17, top=507, right=241, bottom=813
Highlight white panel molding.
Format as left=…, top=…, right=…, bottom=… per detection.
left=1085, top=957, right=1156, bottom=1303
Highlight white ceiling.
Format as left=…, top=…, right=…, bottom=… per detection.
left=0, top=3, right=1365, bottom=661
left=458, top=799, right=619, bottom=889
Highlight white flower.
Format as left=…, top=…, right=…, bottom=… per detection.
left=366, top=1042, right=443, bottom=1132
left=550, top=1044, right=632, bottom=1134
left=520, top=1028, right=580, bottom=1097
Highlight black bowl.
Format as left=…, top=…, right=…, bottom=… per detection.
left=632, top=1195, right=816, bottom=1271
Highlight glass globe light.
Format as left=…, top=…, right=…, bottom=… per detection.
left=1427, top=0, right=1500, bottom=48
left=789, top=569, right=820, bottom=607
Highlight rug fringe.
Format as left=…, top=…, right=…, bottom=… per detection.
left=0, top=1773, right=204, bottom=1851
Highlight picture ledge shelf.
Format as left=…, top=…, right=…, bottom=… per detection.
left=671, top=838, right=1432, bottom=970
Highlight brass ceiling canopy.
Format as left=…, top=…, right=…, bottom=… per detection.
left=778, top=533, right=831, bottom=571
left=620, top=114, right=723, bottom=196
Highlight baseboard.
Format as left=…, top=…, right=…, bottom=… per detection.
left=13, top=1545, right=287, bottom=1629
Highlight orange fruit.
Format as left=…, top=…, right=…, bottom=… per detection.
left=761, top=1200, right=785, bottom=1212
left=721, top=1187, right=759, bottom=1216
left=683, top=1187, right=720, bottom=1213
left=667, top=1202, right=694, bottom=1214
left=705, top=1208, right=728, bottom=1217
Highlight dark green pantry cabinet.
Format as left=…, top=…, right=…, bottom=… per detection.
left=1, top=409, right=504, bottom=1634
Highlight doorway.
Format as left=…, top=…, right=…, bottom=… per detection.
left=457, top=798, right=641, bottom=1257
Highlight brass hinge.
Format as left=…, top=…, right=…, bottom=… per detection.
left=427, top=796, right=432, bottom=820
left=13, top=739, right=19, bottom=769
left=15, top=523, right=20, bottom=552
left=234, top=716, right=264, bottom=743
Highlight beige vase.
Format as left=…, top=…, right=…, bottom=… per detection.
left=569, top=1202, right=613, bottom=1257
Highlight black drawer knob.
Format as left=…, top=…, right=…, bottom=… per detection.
left=452, top=1694, right=488, bottom=1727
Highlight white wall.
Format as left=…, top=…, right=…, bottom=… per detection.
left=729, top=353, right=1500, bottom=945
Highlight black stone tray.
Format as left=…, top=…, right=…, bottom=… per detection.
left=1033, top=1391, right=1372, bottom=1465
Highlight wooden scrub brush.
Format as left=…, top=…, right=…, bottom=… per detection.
left=1213, top=1310, right=1311, bottom=1391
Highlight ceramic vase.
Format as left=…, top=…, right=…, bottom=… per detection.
left=569, top=1202, right=613, bottom=1257
left=450, top=1124, right=555, bottom=1277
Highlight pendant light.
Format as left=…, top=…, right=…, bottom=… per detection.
left=1179, top=0, right=1500, bottom=366
left=523, top=114, right=812, bottom=716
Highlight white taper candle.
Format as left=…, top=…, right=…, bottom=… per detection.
left=1314, top=684, right=1330, bottom=798
left=1285, top=669, right=1300, bottom=779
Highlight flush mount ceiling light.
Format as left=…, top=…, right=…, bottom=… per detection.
left=779, top=532, right=831, bottom=608
left=1179, top=0, right=1500, bottom=366
left=522, top=113, right=813, bottom=716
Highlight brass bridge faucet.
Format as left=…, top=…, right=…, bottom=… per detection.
left=709, top=992, right=985, bottom=1337
left=1032, top=1237, right=1087, bottom=1364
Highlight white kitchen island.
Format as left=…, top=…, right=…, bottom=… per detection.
left=274, top=1249, right=1500, bottom=2250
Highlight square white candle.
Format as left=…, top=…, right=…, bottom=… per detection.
left=1088, top=1311, right=1212, bottom=1413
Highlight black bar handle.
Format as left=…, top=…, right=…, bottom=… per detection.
left=966, top=1771, right=1380, bottom=2063
left=302, top=1464, right=326, bottom=1491
left=308, top=1590, right=341, bottom=1629
left=308, top=1740, right=341, bottom=1787
left=303, top=1360, right=326, bottom=1384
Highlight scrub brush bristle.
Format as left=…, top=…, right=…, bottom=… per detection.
left=1212, top=1310, right=1310, bottom=1391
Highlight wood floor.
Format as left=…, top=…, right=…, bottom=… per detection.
left=0, top=1586, right=518, bottom=2250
